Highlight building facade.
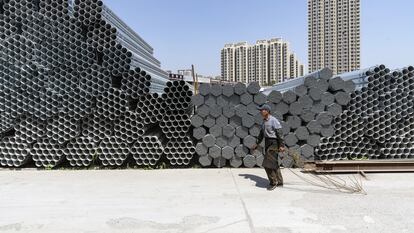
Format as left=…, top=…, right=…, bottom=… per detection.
left=221, top=44, right=236, bottom=82
left=308, top=0, right=360, bottom=75
left=234, top=42, right=249, bottom=83
left=221, top=38, right=304, bottom=86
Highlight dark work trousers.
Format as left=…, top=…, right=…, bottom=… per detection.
left=263, top=138, right=283, bottom=186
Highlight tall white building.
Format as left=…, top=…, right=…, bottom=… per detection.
left=308, top=0, right=360, bottom=74
left=254, top=40, right=269, bottom=85
left=289, top=53, right=305, bottom=79
left=247, top=45, right=256, bottom=84
left=221, top=38, right=303, bottom=86
left=234, top=42, right=248, bottom=83
left=268, top=38, right=284, bottom=85
left=221, top=44, right=235, bottom=82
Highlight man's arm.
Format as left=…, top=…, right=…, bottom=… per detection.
left=276, top=129, right=285, bottom=149
left=252, top=126, right=264, bottom=149
left=257, top=127, right=264, bottom=145
left=273, top=119, right=285, bottom=151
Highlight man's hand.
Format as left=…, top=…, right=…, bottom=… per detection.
left=278, top=147, right=285, bottom=160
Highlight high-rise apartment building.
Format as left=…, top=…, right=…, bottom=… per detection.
left=254, top=40, right=269, bottom=85
left=234, top=42, right=249, bottom=83
left=308, top=0, right=360, bottom=75
left=221, top=38, right=303, bottom=86
left=221, top=44, right=235, bottom=82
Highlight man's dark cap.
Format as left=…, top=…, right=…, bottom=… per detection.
left=257, top=104, right=271, bottom=112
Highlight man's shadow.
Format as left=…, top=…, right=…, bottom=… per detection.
left=239, top=174, right=268, bottom=188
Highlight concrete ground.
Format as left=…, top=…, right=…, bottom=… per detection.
left=0, top=168, right=413, bottom=233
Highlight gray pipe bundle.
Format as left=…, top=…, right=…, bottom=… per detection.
left=1, top=0, right=413, bottom=169
left=262, top=73, right=355, bottom=165
left=0, top=0, right=191, bottom=169
left=192, top=82, right=266, bottom=168
left=315, top=65, right=414, bottom=161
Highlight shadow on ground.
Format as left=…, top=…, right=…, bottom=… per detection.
left=239, top=174, right=268, bottom=188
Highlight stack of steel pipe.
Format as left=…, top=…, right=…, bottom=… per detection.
left=161, top=80, right=195, bottom=166
left=64, top=137, right=96, bottom=167
left=192, top=82, right=266, bottom=168
left=95, top=88, right=128, bottom=121
left=81, top=113, right=114, bottom=144
left=0, top=136, right=31, bottom=167
left=30, top=138, right=66, bottom=168
left=121, top=68, right=152, bottom=99
left=2, top=0, right=414, bottom=169
left=192, top=69, right=357, bottom=168
left=0, top=62, right=48, bottom=119
left=45, top=112, right=80, bottom=145
left=0, top=0, right=195, bottom=169
left=135, top=93, right=164, bottom=125
left=14, top=114, right=46, bottom=144
left=97, top=136, right=130, bottom=167
left=113, top=110, right=144, bottom=144
left=261, top=68, right=335, bottom=94
left=79, top=65, right=112, bottom=97
left=260, top=71, right=355, bottom=165
left=163, top=136, right=195, bottom=166
left=131, top=135, right=165, bottom=166
left=315, top=65, right=414, bottom=161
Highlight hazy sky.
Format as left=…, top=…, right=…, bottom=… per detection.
left=103, top=0, right=414, bottom=76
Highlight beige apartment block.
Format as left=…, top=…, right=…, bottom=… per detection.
left=308, top=0, right=360, bottom=75
left=221, top=38, right=303, bottom=86
left=221, top=43, right=235, bottom=82
left=234, top=42, right=249, bottom=83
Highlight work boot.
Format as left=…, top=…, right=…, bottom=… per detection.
left=267, top=185, right=277, bottom=191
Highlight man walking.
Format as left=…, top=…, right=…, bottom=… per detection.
left=253, top=104, right=285, bottom=191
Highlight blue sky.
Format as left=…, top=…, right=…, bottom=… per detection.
left=103, top=0, right=414, bottom=76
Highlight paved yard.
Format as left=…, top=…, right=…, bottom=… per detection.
left=0, top=168, right=413, bottom=233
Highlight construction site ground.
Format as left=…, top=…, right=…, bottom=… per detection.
left=0, top=168, right=413, bottom=233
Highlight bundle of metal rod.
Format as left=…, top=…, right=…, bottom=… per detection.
left=31, top=138, right=66, bottom=168
left=193, top=69, right=359, bottom=167
left=135, top=93, right=165, bottom=125
left=113, top=110, right=144, bottom=144
left=121, top=68, right=151, bottom=99
left=40, top=0, right=70, bottom=18
left=261, top=68, right=335, bottom=94
left=160, top=80, right=193, bottom=139
left=193, top=82, right=266, bottom=168
left=64, top=137, right=96, bottom=167
left=150, top=80, right=196, bottom=166
left=131, top=136, right=165, bottom=166
left=33, top=91, right=63, bottom=121
left=81, top=114, right=113, bottom=143
left=163, top=136, right=195, bottom=166
left=45, top=112, right=80, bottom=145
left=315, top=65, right=414, bottom=161
left=0, top=136, right=31, bottom=167
left=14, top=114, right=46, bottom=144
left=0, top=113, right=14, bottom=137
left=0, top=63, right=48, bottom=119
left=61, top=88, right=94, bottom=121
left=95, top=88, right=128, bottom=121
left=102, top=43, right=132, bottom=77
left=97, top=136, right=130, bottom=167
left=79, top=65, right=112, bottom=97
left=0, top=0, right=191, bottom=169
left=73, top=0, right=101, bottom=18
left=86, top=18, right=117, bottom=53
left=260, top=69, right=359, bottom=164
